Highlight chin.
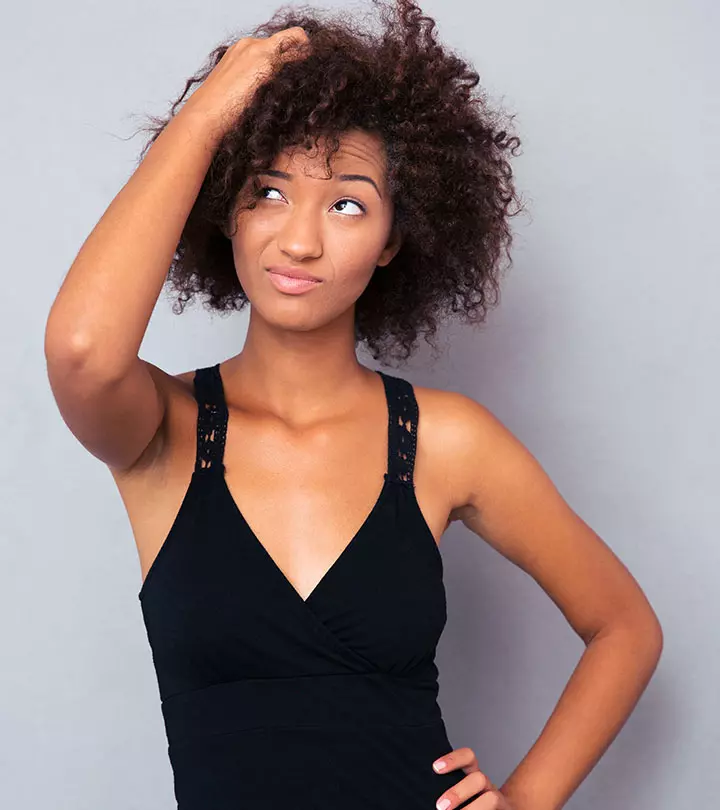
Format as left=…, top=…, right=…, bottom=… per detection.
left=251, top=301, right=329, bottom=333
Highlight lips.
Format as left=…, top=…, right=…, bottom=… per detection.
left=266, top=269, right=322, bottom=295
left=267, top=266, right=323, bottom=282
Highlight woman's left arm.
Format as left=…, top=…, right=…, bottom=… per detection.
left=434, top=392, right=663, bottom=810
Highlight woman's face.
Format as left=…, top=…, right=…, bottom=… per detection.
left=227, top=128, right=401, bottom=332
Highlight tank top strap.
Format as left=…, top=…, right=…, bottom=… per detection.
left=193, top=363, right=228, bottom=474
left=377, top=371, right=418, bottom=488
left=191, top=363, right=417, bottom=483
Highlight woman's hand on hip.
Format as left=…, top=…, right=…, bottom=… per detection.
left=433, top=746, right=515, bottom=809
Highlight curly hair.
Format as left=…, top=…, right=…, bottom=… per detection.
left=133, top=0, right=526, bottom=366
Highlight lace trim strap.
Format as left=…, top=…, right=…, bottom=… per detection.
left=192, top=364, right=417, bottom=483
left=193, top=364, right=228, bottom=474
left=378, top=371, right=418, bottom=487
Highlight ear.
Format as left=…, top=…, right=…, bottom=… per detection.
left=376, top=221, right=403, bottom=268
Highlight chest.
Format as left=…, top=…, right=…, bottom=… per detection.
left=112, top=385, right=452, bottom=603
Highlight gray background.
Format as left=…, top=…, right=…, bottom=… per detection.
left=2, top=0, right=717, bottom=807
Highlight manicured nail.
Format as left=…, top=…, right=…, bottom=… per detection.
left=437, top=799, right=451, bottom=810
left=433, top=759, right=446, bottom=772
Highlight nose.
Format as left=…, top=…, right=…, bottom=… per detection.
left=275, top=205, right=323, bottom=263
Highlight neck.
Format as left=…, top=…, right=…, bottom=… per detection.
left=223, top=305, right=375, bottom=424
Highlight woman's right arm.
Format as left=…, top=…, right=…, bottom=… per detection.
left=44, top=100, right=224, bottom=472
left=43, top=27, right=311, bottom=473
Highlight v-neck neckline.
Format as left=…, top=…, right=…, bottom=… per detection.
left=221, top=473, right=391, bottom=606
left=214, top=362, right=394, bottom=607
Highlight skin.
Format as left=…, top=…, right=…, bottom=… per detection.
left=116, top=129, right=464, bottom=601
left=55, top=126, right=662, bottom=810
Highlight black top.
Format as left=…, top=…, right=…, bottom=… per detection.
left=138, top=363, right=466, bottom=809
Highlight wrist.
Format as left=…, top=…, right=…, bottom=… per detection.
left=174, top=94, right=232, bottom=151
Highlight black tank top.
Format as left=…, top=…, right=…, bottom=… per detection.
left=138, top=363, right=466, bottom=809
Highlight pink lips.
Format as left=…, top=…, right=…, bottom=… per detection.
left=267, top=269, right=322, bottom=294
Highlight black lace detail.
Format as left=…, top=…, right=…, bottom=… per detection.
left=192, top=364, right=417, bottom=485
left=379, top=372, right=418, bottom=487
left=194, top=365, right=228, bottom=474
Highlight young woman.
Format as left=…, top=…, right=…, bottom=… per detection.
left=45, top=2, right=663, bottom=808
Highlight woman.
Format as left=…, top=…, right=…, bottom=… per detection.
left=44, top=1, right=663, bottom=808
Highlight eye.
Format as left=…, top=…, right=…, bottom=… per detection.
left=253, top=185, right=366, bottom=217
left=331, top=198, right=366, bottom=216
left=254, top=185, right=283, bottom=201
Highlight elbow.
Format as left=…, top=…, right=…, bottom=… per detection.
left=44, top=326, right=101, bottom=385
left=45, top=320, right=87, bottom=370
left=44, top=307, right=119, bottom=382
left=590, top=606, right=664, bottom=664
left=647, top=613, right=664, bottom=658
left=44, top=302, right=90, bottom=364
left=633, top=601, right=664, bottom=658
left=45, top=305, right=135, bottom=385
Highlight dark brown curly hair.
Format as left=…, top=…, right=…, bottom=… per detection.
left=134, top=0, right=526, bottom=366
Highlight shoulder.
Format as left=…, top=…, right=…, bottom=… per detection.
left=411, top=382, right=518, bottom=516
left=411, top=381, right=572, bottom=565
left=412, top=382, right=501, bottom=445
left=412, top=380, right=557, bottom=526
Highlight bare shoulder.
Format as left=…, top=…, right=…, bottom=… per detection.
left=414, top=381, right=560, bottom=517
left=411, top=382, right=505, bottom=520
left=412, top=382, right=500, bottom=446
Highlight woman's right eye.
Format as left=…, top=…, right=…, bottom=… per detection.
left=254, top=185, right=282, bottom=200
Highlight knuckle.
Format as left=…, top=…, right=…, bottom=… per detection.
left=469, top=769, right=490, bottom=790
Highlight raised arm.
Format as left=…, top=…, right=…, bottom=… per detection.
left=43, top=28, right=310, bottom=472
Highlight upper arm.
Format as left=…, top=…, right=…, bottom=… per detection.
left=45, top=352, right=171, bottom=473
left=444, top=392, right=662, bottom=646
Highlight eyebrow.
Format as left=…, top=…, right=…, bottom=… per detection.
left=257, top=169, right=382, bottom=200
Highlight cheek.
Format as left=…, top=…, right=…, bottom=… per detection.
left=330, top=238, right=384, bottom=287
left=332, top=264, right=377, bottom=301
left=228, top=226, right=265, bottom=283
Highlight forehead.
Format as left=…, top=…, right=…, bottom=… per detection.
left=271, top=129, right=387, bottom=178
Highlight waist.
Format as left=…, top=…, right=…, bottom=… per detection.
left=161, top=670, right=442, bottom=747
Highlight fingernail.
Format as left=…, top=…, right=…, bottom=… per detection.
left=437, top=799, right=451, bottom=810
left=433, top=760, right=446, bottom=772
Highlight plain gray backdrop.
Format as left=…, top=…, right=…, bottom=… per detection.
left=2, top=0, right=717, bottom=807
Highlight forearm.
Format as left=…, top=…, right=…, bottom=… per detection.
left=45, top=96, right=224, bottom=378
left=499, top=616, right=663, bottom=810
